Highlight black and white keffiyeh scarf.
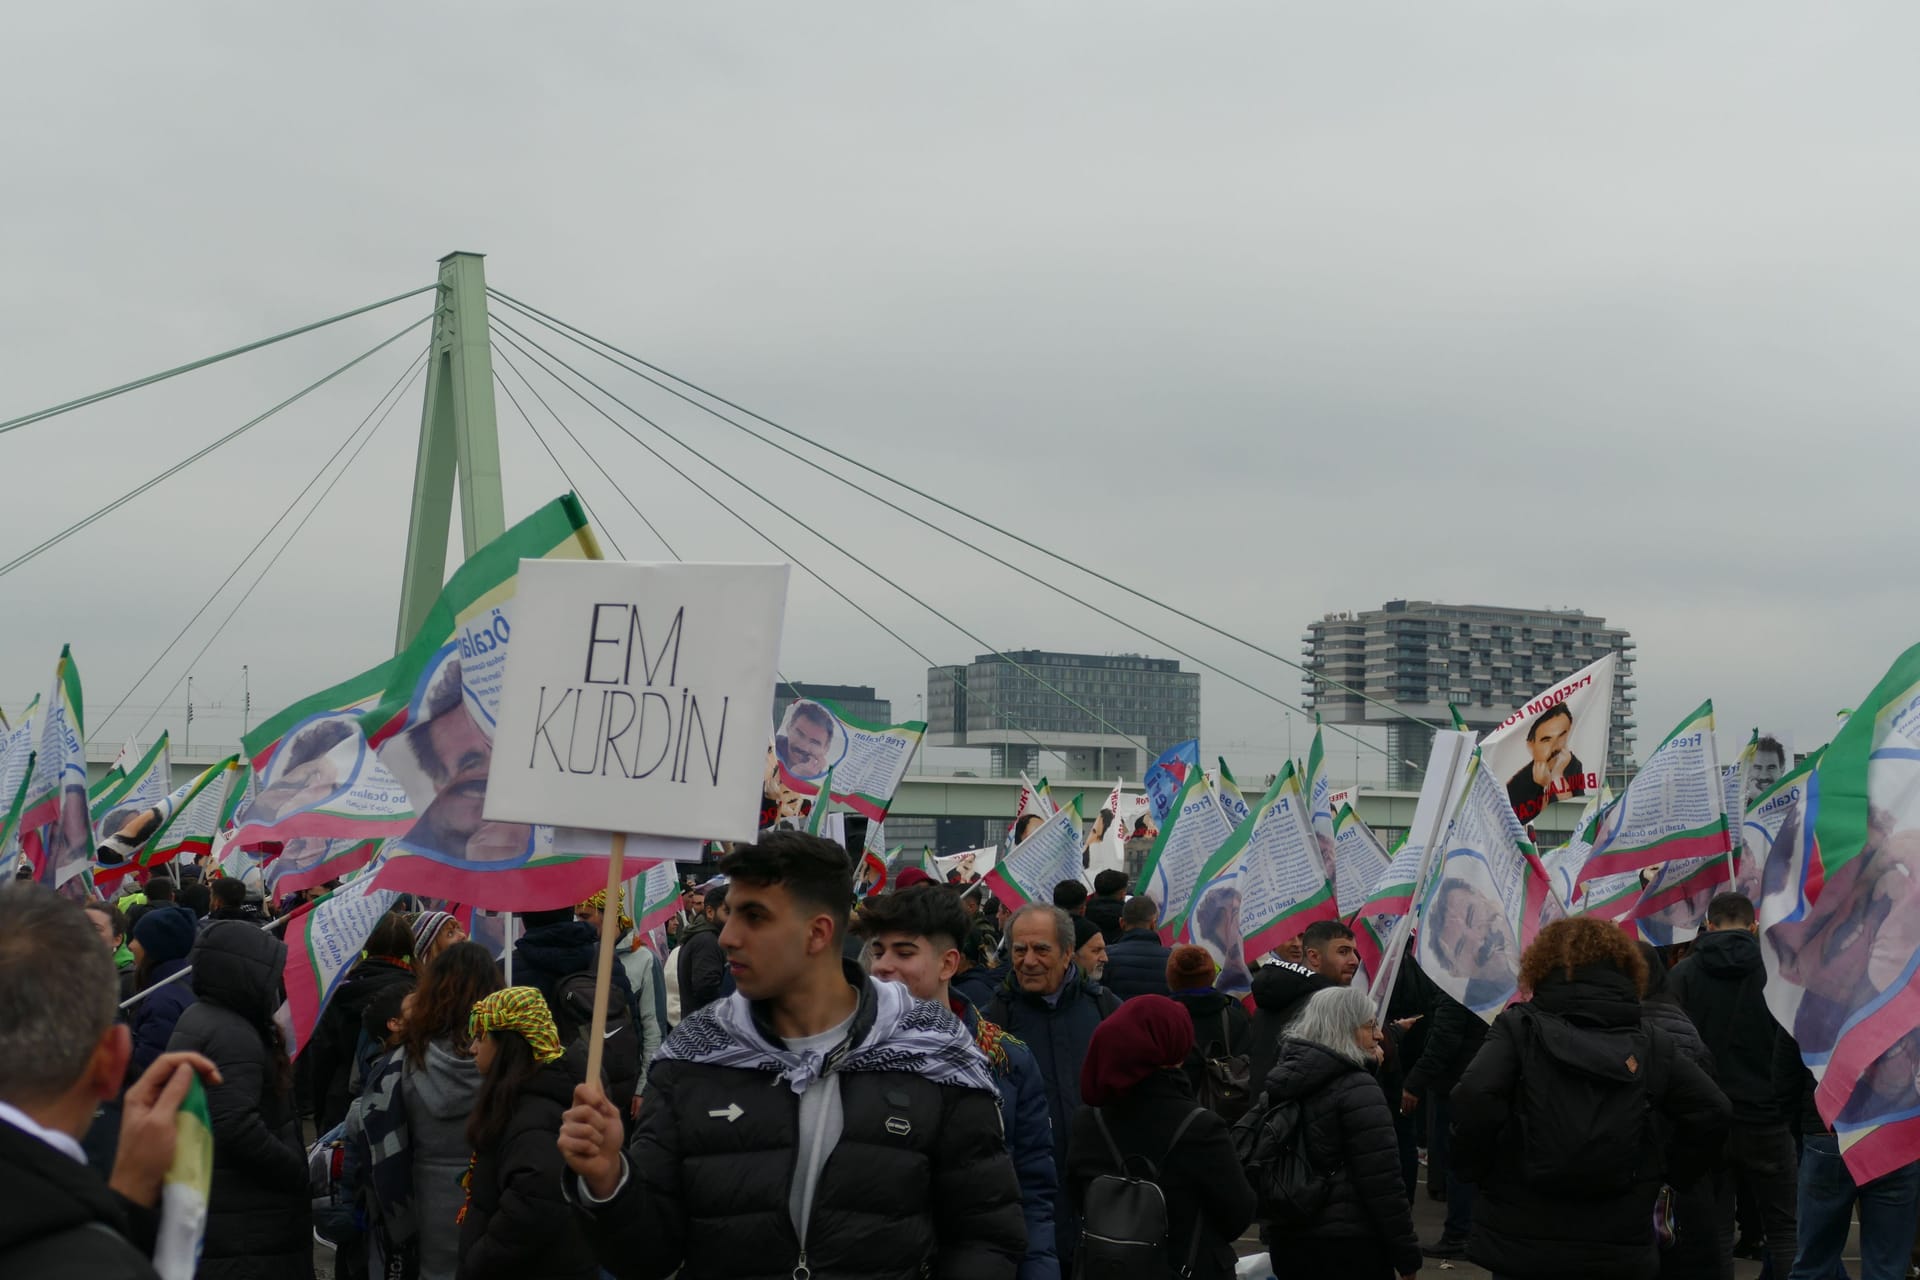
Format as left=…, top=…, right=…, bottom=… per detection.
left=658, top=975, right=995, bottom=1096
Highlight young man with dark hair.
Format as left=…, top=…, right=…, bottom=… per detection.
left=1050, top=879, right=1088, bottom=917
left=0, top=884, right=222, bottom=1276
left=858, top=886, right=1059, bottom=1280
left=1085, top=870, right=1128, bottom=944
left=559, top=833, right=1024, bottom=1279
left=1670, top=892, right=1797, bottom=1277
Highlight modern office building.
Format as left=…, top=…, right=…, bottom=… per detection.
left=1302, top=600, right=1637, bottom=789
left=926, top=649, right=1200, bottom=779
left=772, top=682, right=893, bottom=728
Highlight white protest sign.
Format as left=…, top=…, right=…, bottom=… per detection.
left=483, top=559, right=790, bottom=842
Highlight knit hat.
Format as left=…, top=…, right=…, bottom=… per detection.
left=411, top=910, right=456, bottom=957
left=579, top=888, right=633, bottom=933
left=1078, top=994, right=1195, bottom=1106
left=894, top=867, right=933, bottom=890
left=1071, top=914, right=1104, bottom=954
left=468, top=987, right=566, bottom=1064
left=1166, top=943, right=1217, bottom=992
left=131, top=904, right=197, bottom=967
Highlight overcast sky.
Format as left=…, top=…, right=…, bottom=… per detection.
left=3, top=3, right=1915, bottom=786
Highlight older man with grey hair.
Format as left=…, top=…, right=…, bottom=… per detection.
left=0, top=883, right=221, bottom=1277
left=985, top=896, right=1122, bottom=1274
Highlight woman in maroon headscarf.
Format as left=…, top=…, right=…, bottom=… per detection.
left=1064, top=994, right=1256, bottom=1280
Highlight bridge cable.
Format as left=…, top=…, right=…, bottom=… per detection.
left=0, top=285, right=436, bottom=438
left=130, top=353, right=426, bottom=741
left=490, top=324, right=1091, bottom=773
left=489, top=320, right=1155, bottom=763
left=490, top=368, right=630, bottom=561
left=94, top=346, right=429, bottom=739
left=488, top=289, right=1431, bottom=742
left=0, top=315, right=432, bottom=583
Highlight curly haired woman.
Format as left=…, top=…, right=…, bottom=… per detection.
left=1449, top=917, right=1730, bottom=1280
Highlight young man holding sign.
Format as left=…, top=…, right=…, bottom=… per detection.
left=558, top=832, right=1026, bottom=1280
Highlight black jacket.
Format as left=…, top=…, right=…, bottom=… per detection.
left=1451, top=967, right=1731, bottom=1280
left=1171, top=990, right=1252, bottom=1098
left=1066, top=1071, right=1255, bottom=1280
left=308, top=955, right=414, bottom=1133
left=1260, top=1038, right=1421, bottom=1275
left=1640, top=994, right=1725, bottom=1280
left=515, top=920, right=636, bottom=1025
left=1102, top=929, right=1172, bottom=1001
left=674, top=916, right=728, bottom=1018
left=987, top=971, right=1123, bottom=1180
left=457, top=1058, right=598, bottom=1280
left=951, top=964, right=1001, bottom=1012
left=165, top=920, right=313, bottom=1280
left=0, top=1120, right=160, bottom=1279
left=127, top=957, right=196, bottom=1084
left=1402, top=988, right=1487, bottom=1102
left=1246, top=962, right=1334, bottom=1094
left=1668, top=929, right=1788, bottom=1125
left=575, top=968, right=1026, bottom=1280
left=1085, top=896, right=1126, bottom=945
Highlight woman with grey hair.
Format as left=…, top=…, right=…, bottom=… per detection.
left=1261, top=986, right=1421, bottom=1279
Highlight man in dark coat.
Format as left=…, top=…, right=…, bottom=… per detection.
left=986, top=903, right=1121, bottom=1272
left=559, top=833, right=1026, bottom=1280
left=1401, top=987, right=1487, bottom=1257
left=674, top=883, right=731, bottom=1017
left=1668, top=892, right=1798, bottom=1277
left=1084, top=870, right=1128, bottom=945
left=1246, top=918, right=1360, bottom=1092
left=0, top=884, right=220, bottom=1280
left=858, top=884, right=1060, bottom=1280
left=1102, top=894, right=1172, bottom=1001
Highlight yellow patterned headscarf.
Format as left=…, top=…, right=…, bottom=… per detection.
left=580, top=887, right=634, bottom=934
left=468, top=987, right=565, bottom=1064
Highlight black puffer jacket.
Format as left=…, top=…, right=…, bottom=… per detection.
left=1451, top=967, right=1731, bottom=1280
left=165, top=920, right=313, bottom=1280
left=1066, top=1071, right=1255, bottom=1280
left=1260, top=1037, right=1420, bottom=1275
left=1085, top=896, right=1126, bottom=945
left=457, top=1057, right=597, bottom=1280
left=1667, top=929, right=1787, bottom=1124
left=1246, top=961, right=1334, bottom=1092
left=308, top=954, right=414, bottom=1132
left=575, top=968, right=1026, bottom=1279
left=1101, top=929, right=1171, bottom=1001
left=674, top=915, right=728, bottom=1016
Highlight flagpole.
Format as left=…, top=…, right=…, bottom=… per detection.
left=503, top=913, right=514, bottom=984
left=118, top=907, right=294, bottom=1010
left=583, top=832, right=627, bottom=1098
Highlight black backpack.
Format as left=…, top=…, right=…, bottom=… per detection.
left=1231, top=1090, right=1334, bottom=1229
left=1075, top=1107, right=1205, bottom=1280
left=1196, top=1010, right=1253, bottom=1123
left=1498, top=1006, right=1674, bottom=1196
left=551, top=967, right=642, bottom=1113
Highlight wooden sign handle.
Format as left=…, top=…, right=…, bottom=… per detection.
left=584, top=831, right=626, bottom=1095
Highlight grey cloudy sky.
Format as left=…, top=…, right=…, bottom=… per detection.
left=3, top=2, right=1915, bottom=785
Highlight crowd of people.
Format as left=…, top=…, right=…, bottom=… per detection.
left=3, top=841, right=1918, bottom=1279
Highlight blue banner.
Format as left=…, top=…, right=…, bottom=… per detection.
left=1144, top=738, right=1201, bottom=827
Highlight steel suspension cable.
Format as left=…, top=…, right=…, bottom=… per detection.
left=94, top=347, right=429, bottom=739
left=490, top=367, right=631, bottom=561
left=0, top=315, right=432, bottom=582
left=0, top=285, right=436, bottom=438
left=131, top=354, right=425, bottom=740
left=488, top=288, right=1431, bottom=738
left=490, top=325, right=1087, bottom=772
left=489, top=321, right=1156, bottom=762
